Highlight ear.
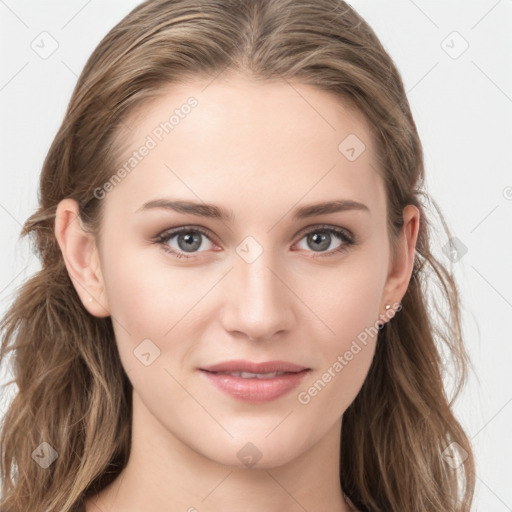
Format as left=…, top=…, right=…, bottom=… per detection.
left=381, top=204, right=420, bottom=315
left=54, top=198, right=110, bottom=318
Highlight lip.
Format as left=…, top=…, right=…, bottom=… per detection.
left=199, top=360, right=311, bottom=403
left=200, top=359, right=308, bottom=373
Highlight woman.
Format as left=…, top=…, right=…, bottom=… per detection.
left=0, top=1, right=476, bottom=511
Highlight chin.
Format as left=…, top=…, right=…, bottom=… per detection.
left=197, top=434, right=306, bottom=471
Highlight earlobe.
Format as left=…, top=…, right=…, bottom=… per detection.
left=54, top=198, right=110, bottom=318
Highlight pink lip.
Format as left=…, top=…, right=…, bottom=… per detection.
left=200, top=359, right=308, bottom=373
left=199, top=360, right=310, bottom=403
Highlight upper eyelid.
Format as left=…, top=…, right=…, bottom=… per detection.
left=157, top=223, right=354, bottom=246
left=296, top=223, right=353, bottom=239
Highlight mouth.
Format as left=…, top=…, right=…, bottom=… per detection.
left=199, top=360, right=311, bottom=402
left=200, top=359, right=309, bottom=374
left=204, top=370, right=293, bottom=379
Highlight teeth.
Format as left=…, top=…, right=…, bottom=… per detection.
left=218, top=371, right=286, bottom=378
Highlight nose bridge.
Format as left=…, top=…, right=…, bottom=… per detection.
left=222, top=241, right=294, bottom=339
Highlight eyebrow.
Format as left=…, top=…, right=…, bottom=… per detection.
left=135, top=198, right=370, bottom=220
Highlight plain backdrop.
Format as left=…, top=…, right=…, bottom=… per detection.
left=1, top=1, right=511, bottom=510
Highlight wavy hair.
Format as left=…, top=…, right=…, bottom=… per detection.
left=0, top=0, right=476, bottom=510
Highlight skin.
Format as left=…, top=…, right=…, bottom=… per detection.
left=55, top=73, right=419, bottom=512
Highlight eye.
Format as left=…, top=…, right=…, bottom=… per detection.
left=153, top=224, right=355, bottom=260
left=154, top=226, right=217, bottom=260
left=294, top=224, right=355, bottom=258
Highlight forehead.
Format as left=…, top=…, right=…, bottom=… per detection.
left=104, top=74, right=386, bottom=221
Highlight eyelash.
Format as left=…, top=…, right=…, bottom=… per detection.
left=153, top=224, right=356, bottom=260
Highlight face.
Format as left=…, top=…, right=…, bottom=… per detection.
left=81, top=74, right=400, bottom=468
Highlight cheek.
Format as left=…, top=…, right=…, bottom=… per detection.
left=297, top=295, right=379, bottom=418
left=101, top=249, right=218, bottom=372
left=102, top=243, right=198, bottom=331
left=296, top=260, right=383, bottom=408
left=297, top=342, right=376, bottom=421
left=311, top=259, right=384, bottom=345
left=99, top=251, right=167, bottom=364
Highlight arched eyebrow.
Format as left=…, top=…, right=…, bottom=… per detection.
left=134, top=198, right=370, bottom=221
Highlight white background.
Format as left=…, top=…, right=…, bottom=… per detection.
left=1, top=1, right=511, bottom=510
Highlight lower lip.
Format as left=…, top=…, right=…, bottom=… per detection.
left=200, top=370, right=310, bottom=403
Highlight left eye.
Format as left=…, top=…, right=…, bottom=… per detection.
left=155, top=227, right=215, bottom=259
left=154, top=225, right=354, bottom=260
left=295, top=227, right=353, bottom=255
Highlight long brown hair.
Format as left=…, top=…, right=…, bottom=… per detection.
left=0, top=1, right=476, bottom=510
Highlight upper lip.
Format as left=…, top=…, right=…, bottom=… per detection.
left=200, top=360, right=309, bottom=373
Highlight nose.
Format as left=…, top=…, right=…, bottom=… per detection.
left=219, top=248, right=296, bottom=342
